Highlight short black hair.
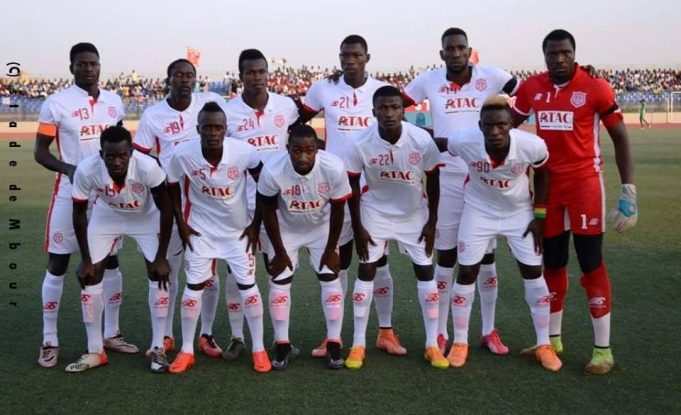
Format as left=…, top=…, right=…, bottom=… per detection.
left=340, top=35, right=368, bottom=53
left=542, top=29, right=576, bottom=52
left=288, top=124, right=318, bottom=146
left=198, top=101, right=225, bottom=119
left=167, top=59, right=196, bottom=78
left=372, top=85, right=403, bottom=105
left=100, top=126, right=132, bottom=149
left=238, top=49, right=268, bottom=73
left=441, top=27, right=468, bottom=43
left=70, top=43, right=99, bottom=64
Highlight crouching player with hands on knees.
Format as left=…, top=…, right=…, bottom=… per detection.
left=258, top=124, right=352, bottom=370
left=69, top=126, right=173, bottom=373
left=344, top=85, right=448, bottom=370
left=435, top=96, right=561, bottom=371
left=165, top=102, right=271, bottom=374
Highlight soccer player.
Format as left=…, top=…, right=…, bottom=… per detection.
left=258, top=124, right=351, bottom=370
left=436, top=96, right=561, bottom=371
left=222, top=49, right=299, bottom=360
left=511, top=29, right=637, bottom=374
left=165, top=102, right=271, bottom=374
left=133, top=59, right=228, bottom=358
left=67, top=126, right=173, bottom=373
left=639, top=99, right=650, bottom=129
left=297, top=35, right=406, bottom=358
left=35, top=43, right=137, bottom=368
left=344, top=85, right=448, bottom=370
left=403, top=27, right=519, bottom=355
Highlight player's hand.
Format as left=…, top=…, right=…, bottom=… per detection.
left=239, top=223, right=260, bottom=254
left=76, top=261, right=96, bottom=289
left=581, top=64, right=599, bottom=78
left=150, top=257, right=171, bottom=291
left=523, top=218, right=545, bottom=255
left=418, top=221, right=437, bottom=258
left=327, top=70, right=343, bottom=84
left=64, top=164, right=77, bottom=184
left=319, top=248, right=340, bottom=274
left=608, top=184, right=638, bottom=232
left=268, top=251, right=293, bottom=277
left=353, top=226, right=376, bottom=262
left=178, top=220, right=201, bottom=251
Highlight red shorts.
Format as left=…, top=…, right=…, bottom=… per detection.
left=545, top=174, right=605, bottom=238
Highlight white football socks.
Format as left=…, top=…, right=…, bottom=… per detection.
left=477, top=263, right=498, bottom=336
left=451, top=282, right=475, bottom=345
left=41, top=271, right=63, bottom=346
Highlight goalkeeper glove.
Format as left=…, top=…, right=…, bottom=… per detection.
left=608, top=184, right=638, bottom=232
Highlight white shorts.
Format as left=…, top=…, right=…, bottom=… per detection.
left=184, top=235, right=256, bottom=286
left=265, top=226, right=334, bottom=280
left=361, top=207, right=432, bottom=266
left=457, top=207, right=541, bottom=267
left=88, top=207, right=159, bottom=264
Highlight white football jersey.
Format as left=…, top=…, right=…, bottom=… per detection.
left=346, top=122, right=443, bottom=218
left=258, top=150, right=352, bottom=231
left=225, top=92, right=299, bottom=211
left=303, top=75, right=388, bottom=163
left=133, top=92, right=228, bottom=170
left=404, top=65, right=514, bottom=174
left=166, top=138, right=260, bottom=239
left=38, top=85, right=125, bottom=192
left=448, top=128, right=548, bottom=215
left=72, top=151, right=165, bottom=215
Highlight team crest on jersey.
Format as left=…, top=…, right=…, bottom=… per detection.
left=408, top=152, right=421, bottom=165
left=131, top=182, right=145, bottom=194
left=570, top=91, right=587, bottom=108
left=227, top=167, right=239, bottom=180
left=273, top=115, right=285, bottom=128
left=53, top=232, right=64, bottom=244
left=108, top=106, right=118, bottom=118
left=318, top=182, right=330, bottom=194
left=475, top=79, right=487, bottom=91
left=510, top=162, right=525, bottom=176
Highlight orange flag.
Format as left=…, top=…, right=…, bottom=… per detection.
left=187, top=47, right=201, bottom=67
left=469, top=48, right=480, bottom=65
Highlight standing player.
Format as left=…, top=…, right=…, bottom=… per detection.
left=437, top=96, right=561, bottom=371
left=512, top=29, right=637, bottom=374
left=67, top=126, right=173, bottom=373
left=403, top=27, right=519, bottom=355
left=133, top=59, right=228, bottom=358
left=639, top=99, right=650, bottom=129
left=165, top=102, right=271, bottom=374
left=222, top=49, right=299, bottom=360
left=344, top=86, right=447, bottom=370
left=258, top=125, right=351, bottom=370
left=35, top=43, right=136, bottom=368
left=297, top=35, right=406, bottom=358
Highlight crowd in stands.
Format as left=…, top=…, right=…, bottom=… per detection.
left=2, top=66, right=680, bottom=102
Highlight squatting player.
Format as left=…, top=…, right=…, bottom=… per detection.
left=68, top=126, right=173, bottom=373
left=403, top=27, right=520, bottom=355
left=297, top=35, right=405, bottom=358
left=165, top=102, right=270, bottom=374
left=35, top=43, right=136, bottom=368
left=222, top=49, right=299, bottom=360
left=133, top=58, right=229, bottom=358
left=344, top=86, right=447, bottom=370
left=258, top=125, right=352, bottom=370
left=436, top=96, right=561, bottom=371
left=511, top=29, right=637, bottom=374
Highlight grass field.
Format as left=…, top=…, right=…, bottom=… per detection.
left=0, top=128, right=680, bottom=415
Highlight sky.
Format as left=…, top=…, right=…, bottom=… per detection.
left=1, top=0, right=680, bottom=79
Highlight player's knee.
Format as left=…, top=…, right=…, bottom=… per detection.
left=47, top=253, right=70, bottom=276
left=237, top=282, right=255, bottom=290
left=317, top=273, right=336, bottom=282
left=457, top=265, right=478, bottom=285
left=187, top=281, right=206, bottom=291
left=543, top=232, right=570, bottom=269
left=271, top=275, right=293, bottom=285
left=105, top=255, right=119, bottom=269
left=481, top=252, right=495, bottom=265
left=413, top=264, right=434, bottom=281
left=357, top=263, right=376, bottom=281
left=437, top=248, right=457, bottom=268
left=573, top=234, right=603, bottom=273
left=518, top=263, right=542, bottom=280
left=376, top=254, right=388, bottom=268
left=339, top=241, right=353, bottom=269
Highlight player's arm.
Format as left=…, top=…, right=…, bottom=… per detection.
left=166, top=178, right=200, bottom=251
left=150, top=182, right=173, bottom=289
left=246, top=161, right=264, bottom=230
left=510, top=81, right=531, bottom=127
left=348, top=172, right=374, bottom=262
left=320, top=194, right=348, bottom=274
left=71, top=167, right=96, bottom=287
left=606, top=121, right=638, bottom=232
left=420, top=168, right=440, bottom=257
left=34, top=131, right=77, bottom=183
left=259, top=191, right=293, bottom=275
left=525, top=166, right=548, bottom=255
left=293, top=105, right=320, bottom=126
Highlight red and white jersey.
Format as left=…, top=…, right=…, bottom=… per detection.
left=225, top=92, right=299, bottom=211
left=38, top=85, right=125, bottom=192
left=258, top=150, right=352, bottom=231
left=512, top=66, right=623, bottom=181
left=166, top=138, right=260, bottom=239
left=72, top=151, right=165, bottom=215
left=404, top=66, right=514, bottom=175
left=303, top=75, right=388, bottom=162
left=346, top=122, right=443, bottom=218
left=133, top=92, right=228, bottom=170
left=448, top=129, right=548, bottom=215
